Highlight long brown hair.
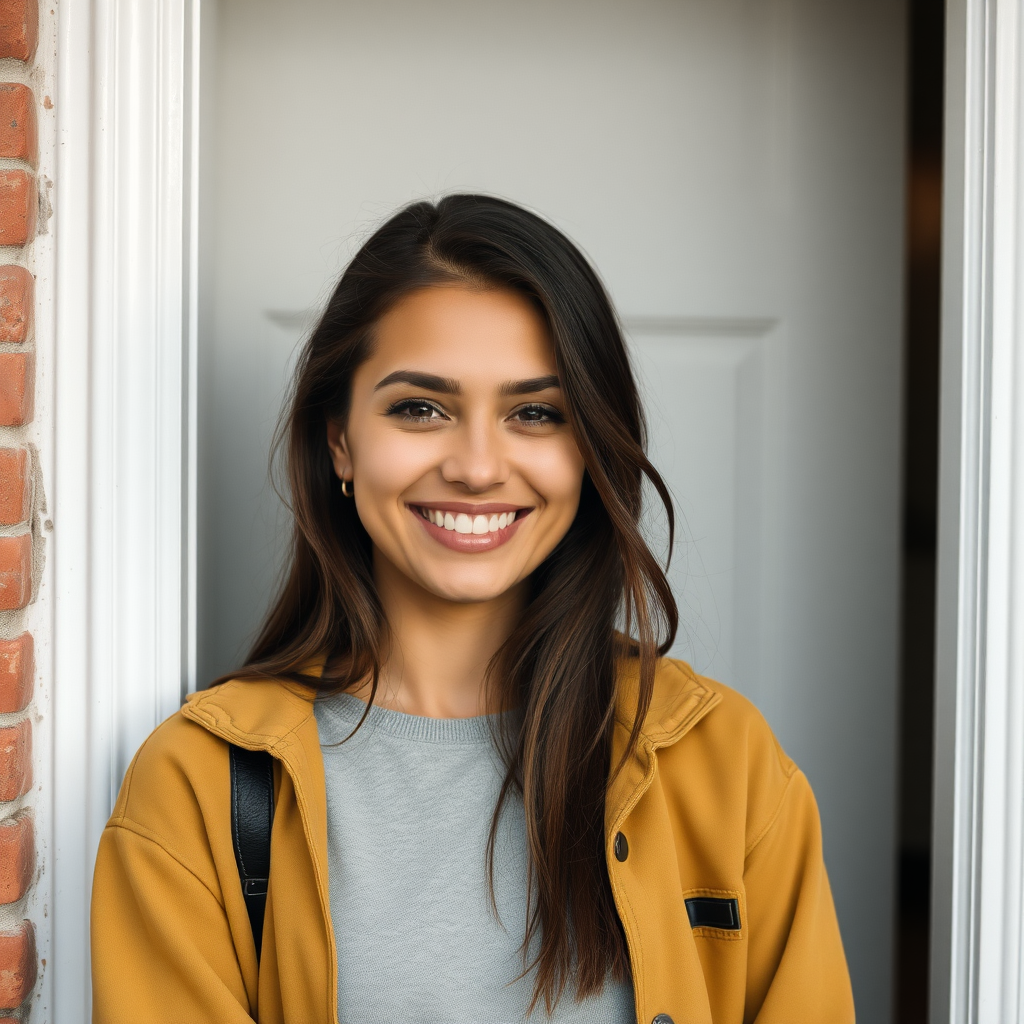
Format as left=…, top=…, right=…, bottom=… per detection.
left=229, top=195, right=677, bottom=1008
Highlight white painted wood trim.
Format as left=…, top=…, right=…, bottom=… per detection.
left=52, top=0, right=199, bottom=1017
left=932, top=0, right=1024, bottom=1019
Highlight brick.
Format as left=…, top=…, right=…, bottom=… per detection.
left=0, top=634, right=31, bottom=714
left=0, top=921, right=34, bottom=1008
left=0, top=171, right=34, bottom=246
left=0, top=535, right=28, bottom=612
left=0, top=352, right=32, bottom=426
left=0, top=0, right=37, bottom=63
left=0, top=720, right=29, bottom=801
left=0, top=86, right=34, bottom=166
left=0, top=812, right=31, bottom=903
left=0, top=449, right=27, bottom=526
left=0, top=266, right=31, bottom=343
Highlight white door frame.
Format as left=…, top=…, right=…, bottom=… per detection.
left=51, top=0, right=199, bottom=1017
left=931, top=0, right=1024, bottom=1020
left=46, top=0, right=1024, bottom=1020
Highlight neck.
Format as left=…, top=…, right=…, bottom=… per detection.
left=359, top=549, right=527, bottom=718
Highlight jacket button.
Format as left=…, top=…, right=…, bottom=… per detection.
left=652, top=1016, right=674, bottom=1024
left=614, top=831, right=628, bottom=861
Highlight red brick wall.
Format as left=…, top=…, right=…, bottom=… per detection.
left=0, top=0, right=42, bottom=1013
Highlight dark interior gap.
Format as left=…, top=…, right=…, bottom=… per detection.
left=895, top=0, right=943, bottom=1020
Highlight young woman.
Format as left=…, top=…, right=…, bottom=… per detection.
left=91, top=195, right=854, bottom=1023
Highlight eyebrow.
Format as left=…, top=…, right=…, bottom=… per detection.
left=373, top=370, right=561, bottom=396
left=498, top=374, right=561, bottom=396
left=374, top=370, right=461, bottom=394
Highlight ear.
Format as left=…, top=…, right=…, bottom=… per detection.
left=325, top=418, right=353, bottom=484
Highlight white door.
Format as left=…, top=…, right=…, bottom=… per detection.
left=198, top=1, right=905, bottom=1018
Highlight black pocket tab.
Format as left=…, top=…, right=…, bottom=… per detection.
left=685, top=896, right=741, bottom=930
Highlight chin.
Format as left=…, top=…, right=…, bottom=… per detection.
left=420, top=574, right=518, bottom=605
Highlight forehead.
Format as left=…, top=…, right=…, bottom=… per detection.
left=365, top=284, right=556, bottom=380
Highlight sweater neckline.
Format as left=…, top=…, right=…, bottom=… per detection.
left=314, top=691, right=507, bottom=745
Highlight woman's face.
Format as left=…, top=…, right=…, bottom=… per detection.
left=327, top=284, right=585, bottom=605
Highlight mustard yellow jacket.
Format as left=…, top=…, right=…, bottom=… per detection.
left=91, top=658, right=854, bottom=1023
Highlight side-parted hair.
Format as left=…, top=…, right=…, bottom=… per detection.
left=227, top=195, right=677, bottom=1009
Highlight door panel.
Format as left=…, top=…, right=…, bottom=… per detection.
left=629, top=321, right=769, bottom=700
left=199, top=1, right=904, bottom=1018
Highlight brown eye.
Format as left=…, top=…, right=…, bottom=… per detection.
left=511, top=404, right=564, bottom=424
left=386, top=399, right=447, bottom=422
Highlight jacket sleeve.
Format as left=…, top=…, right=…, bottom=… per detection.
left=742, top=768, right=855, bottom=1024
left=92, top=818, right=254, bottom=1022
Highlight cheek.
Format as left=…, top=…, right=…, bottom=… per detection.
left=351, top=426, right=438, bottom=503
left=525, top=438, right=586, bottom=518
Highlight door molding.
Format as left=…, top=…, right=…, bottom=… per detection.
left=52, top=0, right=199, bottom=1016
left=932, top=0, right=1024, bottom=1019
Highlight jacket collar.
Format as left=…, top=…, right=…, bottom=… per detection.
left=182, top=657, right=721, bottom=873
left=181, top=676, right=320, bottom=752
left=181, top=656, right=720, bottom=752
left=615, top=656, right=721, bottom=749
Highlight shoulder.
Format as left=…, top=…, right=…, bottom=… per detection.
left=618, top=655, right=793, bottom=769
left=643, top=658, right=801, bottom=849
left=107, top=700, right=231, bottom=846
left=673, top=664, right=796, bottom=778
left=107, top=677, right=303, bottom=841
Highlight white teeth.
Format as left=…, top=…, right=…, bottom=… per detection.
left=420, top=507, right=519, bottom=533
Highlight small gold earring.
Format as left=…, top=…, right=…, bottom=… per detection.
left=341, top=478, right=353, bottom=497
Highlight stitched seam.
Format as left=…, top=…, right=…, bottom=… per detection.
left=609, top=740, right=658, bottom=836
left=264, top=759, right=275, bottom=840
left=691, top=926, right=744, bottom=942
left=614, top=870, right=646, bottom=1017
left=104, top=820, right=225, bottom=909
left=607, top=745, right=657, bottom=1019
left=745, top=770, right=798, bottom=859
left=230, top=753, right=249, bottom=878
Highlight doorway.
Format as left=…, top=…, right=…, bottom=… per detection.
left=197, top=2, right=906, bottom=1019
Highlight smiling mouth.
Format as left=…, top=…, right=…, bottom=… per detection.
left=411, top=505, right=530, bottom=535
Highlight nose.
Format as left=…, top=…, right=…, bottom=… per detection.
left=439, top=415, right=509, bottom=492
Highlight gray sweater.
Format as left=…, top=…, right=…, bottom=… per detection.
left=314, top=692, right=636, bottom=1023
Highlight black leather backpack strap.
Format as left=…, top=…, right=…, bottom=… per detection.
left=229, top=744, right=275, bottom=963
